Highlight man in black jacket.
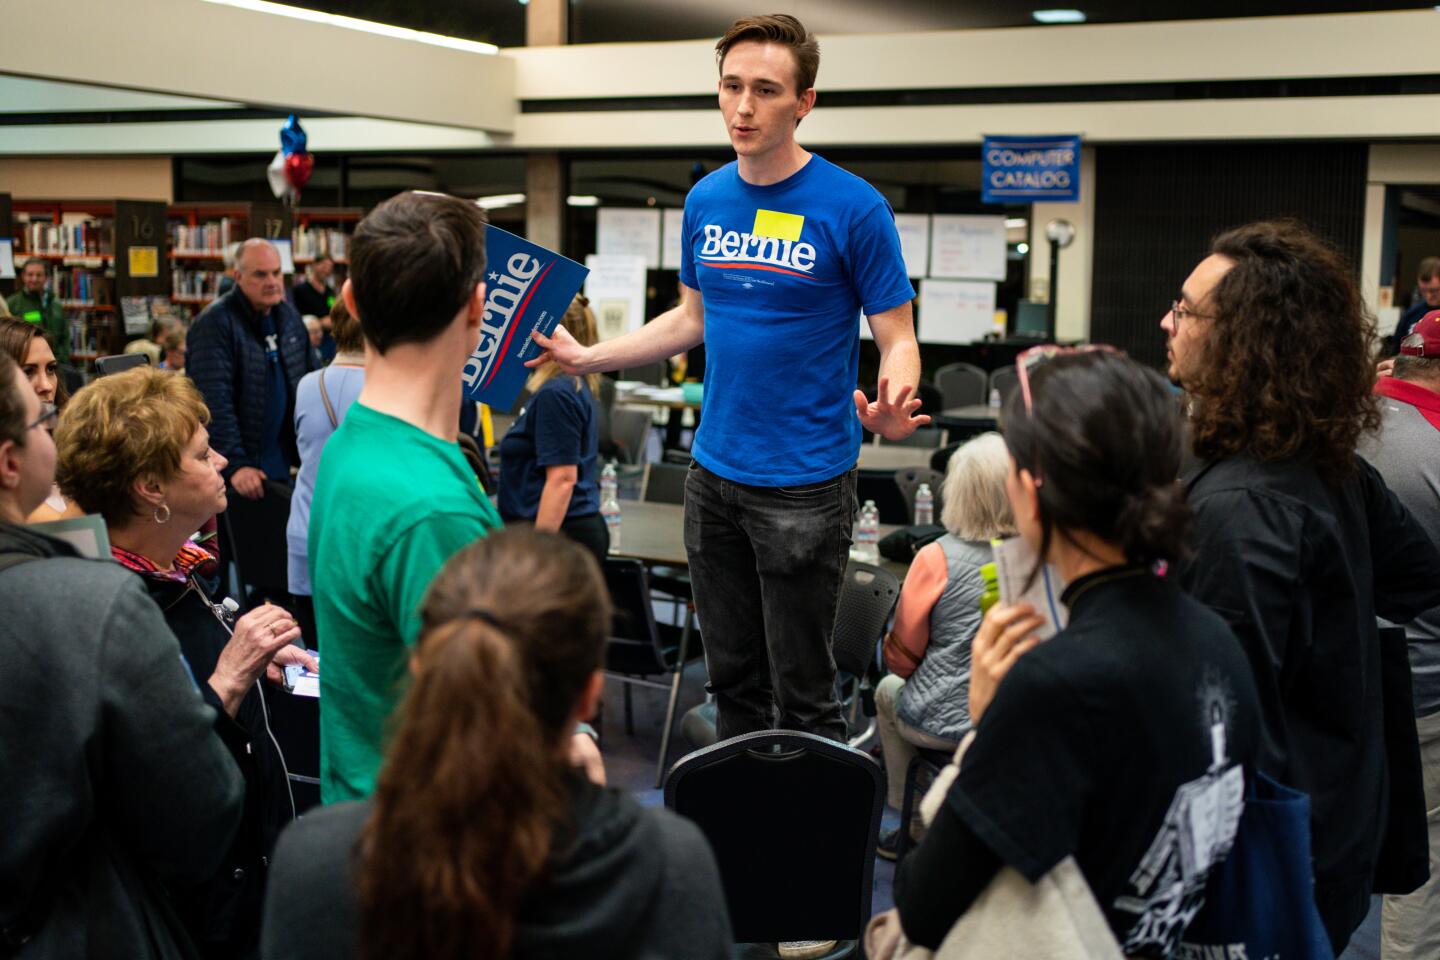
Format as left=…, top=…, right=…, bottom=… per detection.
left=1163, top=220, right=1440, bottom=954
left=188, top=239, right=316, bottom=500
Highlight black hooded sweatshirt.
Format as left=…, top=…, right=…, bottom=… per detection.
left=260, top=776, right=732, bottom=959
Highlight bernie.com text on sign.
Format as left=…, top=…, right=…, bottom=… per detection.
left=982, top=135, right=1081, bottom=203
left=461, top=224, right=590, bottom=412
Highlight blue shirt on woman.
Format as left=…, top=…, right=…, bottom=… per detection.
left=498, top=375, right=601, bottom=521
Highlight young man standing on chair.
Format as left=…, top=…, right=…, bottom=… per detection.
left=532, top=16, right=925, bottom=747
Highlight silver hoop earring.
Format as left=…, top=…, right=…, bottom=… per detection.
left=153, top=503, right=172, bottom=525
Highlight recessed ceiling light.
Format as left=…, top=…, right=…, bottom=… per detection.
left=1032, top=9, right=1087, bottom=24
left=476, top=193, right=526, bottom=209
left=567, top=195, right=600, bottom=207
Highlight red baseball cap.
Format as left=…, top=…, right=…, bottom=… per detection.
left=1401, top=310, right=1440, bottom=357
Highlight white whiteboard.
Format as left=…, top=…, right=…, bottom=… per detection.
left=894, top=213, right=930, bottom=279
left=584, top=255, right=648, bottom=341
left=596, top=208, right=661, bottom=269
left=929, top=215, right=1006, bottom=281
left=919, top=279, right=997, bottom=345
left=661, top=208, right=686, bottom=271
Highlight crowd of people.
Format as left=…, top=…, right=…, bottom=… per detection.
left=3, top=11, right=1440, bottom=960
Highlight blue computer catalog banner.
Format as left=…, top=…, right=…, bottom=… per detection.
left=461, top=225, right=589, bottom=411
left=982, top=135, right=1081, bottom=203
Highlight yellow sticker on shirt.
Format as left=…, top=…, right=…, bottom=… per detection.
left=753, top=209, right=804, bottom=242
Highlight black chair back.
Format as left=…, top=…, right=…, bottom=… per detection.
left=664, top=730, right=883, bottom=944
left=934, top=362, right=987, bottom=408
left=620, top=361, right=666, bottom=385
left=930, top=441, right=961, bottom=474
left=94, top=353, right=149, bottom=377
left=989, top=365, right=1020, bottom=404
left=831, top=561, right=900, bottom=680
left=611, top=408, right=653, bottom=465
left=642, top=461, right=688, bottom=504
left=603, top=557, right=668, bottom=676
left=893, top=467, right=945, bottom=524
left=221, top=478, right=293, bottom=605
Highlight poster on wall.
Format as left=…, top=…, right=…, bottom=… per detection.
left=982, top=135, right=1081, bottom=203
left=929, top=215, right=1007, bottom=281
left=597, top=208, right=662, bottom=269
left=893, top=213, right=930, bottom=279
left=661, top=209, right=686, bottom=271
left=918, top=279, right=997, bottom=345
left=584, top=254, right=648, bottom=342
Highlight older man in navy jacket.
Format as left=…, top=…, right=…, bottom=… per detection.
left=188, top=239, right=317, bottom=499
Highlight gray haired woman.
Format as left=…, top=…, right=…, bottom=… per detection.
left=875, top=432, right=1015, bottom=858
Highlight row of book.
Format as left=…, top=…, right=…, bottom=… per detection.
left=172, top=268, right=225, bottom=301
left=294, top=226, right=348, bottom=261
left=171, top=219, right=239, bottom=255
left=48, top=267, right=110, bottom=305
left=18, top=219, right=114, bottom=257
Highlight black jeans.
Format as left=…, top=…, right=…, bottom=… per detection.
left=683, top=461, right=856, bottom=742
left=502, top=512, right=610, bottom=569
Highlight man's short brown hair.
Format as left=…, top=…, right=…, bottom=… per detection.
left=716, top=14, right=819, bottom=94
left=1418, top=257, right=1440, bottom=283
left=349, top=191, right=488, bottom=355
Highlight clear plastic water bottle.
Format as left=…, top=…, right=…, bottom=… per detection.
left=602, top=495, right=622, bottom=553
left=855, top=499, right=880, bottom=563
left=914, top=483, right=934, bottom=526
left=600, top=461, right=618, bottom=503
left=988, top=387, right=1001, bottom=408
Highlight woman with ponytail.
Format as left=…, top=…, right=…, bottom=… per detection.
left=893, top=350, right=1263, bottom=955
left=261, top=528, right=732, bottom=960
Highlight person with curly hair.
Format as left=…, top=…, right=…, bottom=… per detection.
left=1163, top=219, right=1440, bottom=953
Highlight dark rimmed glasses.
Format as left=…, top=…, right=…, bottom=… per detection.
left=1016, top=344, right=1123, bottom=414
left=27, top=402, right=58, bottom=432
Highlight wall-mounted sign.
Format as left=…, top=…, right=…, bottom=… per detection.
left=982, top=135, right=1081, bottom=203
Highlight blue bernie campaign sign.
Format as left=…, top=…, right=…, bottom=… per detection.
left=461, top=225, right=589, bottom=411
left=982, top=135, right=1081, bottom=203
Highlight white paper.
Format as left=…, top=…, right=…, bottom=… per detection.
left=918, top=279, right=997, bottom=345
left=990, top=536, right=1068, bottom=640
left=930, top=215, right=1007, bottom=281
left=894, top=214, right=930, bottom=278
left=272, top=238, right=296, bottom=275
left=0, top=239, right=14, bottom=280
left=597, top=208, right=662, bottom=270
left=661, top=208, right=686, bottom=271
left=584, top=254, right=648, bottom=341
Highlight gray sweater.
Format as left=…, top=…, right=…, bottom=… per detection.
left=1360, top=378, right=1440, bottom=716
left=0, top=524, right=244, bottom=959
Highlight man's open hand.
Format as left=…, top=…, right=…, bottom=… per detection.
left=853, top=377, right=932, bottom=441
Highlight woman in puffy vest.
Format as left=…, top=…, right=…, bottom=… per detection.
left=876, top=431, right=1015, bottom=859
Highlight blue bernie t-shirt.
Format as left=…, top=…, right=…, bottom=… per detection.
left=679, top=154, right=914, bottom=487
left=497, top=375, right=601, bottom=521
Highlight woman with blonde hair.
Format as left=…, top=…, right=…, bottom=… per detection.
left=262, top=528, right=732, bottom=960
left=875, top=431, right=1016, bottom=858
left=55, top=365, right=315, bottom=959
left=499, top=295, right=608, bottom=562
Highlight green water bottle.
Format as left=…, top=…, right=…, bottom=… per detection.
left=979, top=562, right=999, bottom=614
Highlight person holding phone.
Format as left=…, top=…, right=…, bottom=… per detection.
left=894, top=351, right=1263, bottom=955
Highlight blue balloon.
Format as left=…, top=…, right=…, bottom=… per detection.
left=280, top=114, right=308, bottom=156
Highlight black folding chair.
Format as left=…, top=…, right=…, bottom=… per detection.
left=893, top=467, right=945, bottom=525
left=221, top=478, right=293, bottom=609
left=934, top=362, right=987, bottom=408
left=989, top=365, right=1020, bottom=405
left=831, top=562, right=900, bottom=747
left=603, top=557, right=700, bottom=788
left=664, top=730, right=883, bottom=956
